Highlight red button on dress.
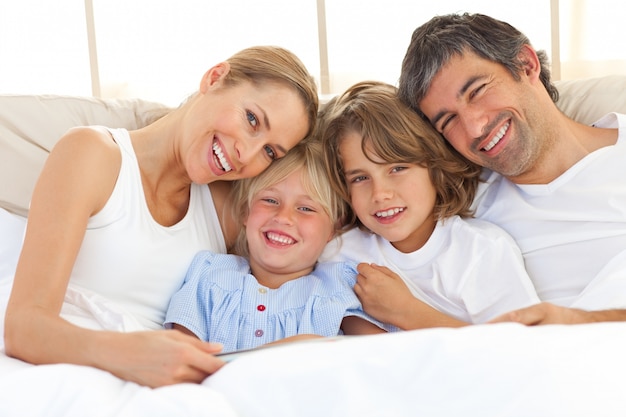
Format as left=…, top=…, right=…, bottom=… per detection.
left=257, top=304, right=266, bottom=312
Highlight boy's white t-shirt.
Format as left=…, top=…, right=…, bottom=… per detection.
left=321, top=215, right=539, bottom=324
left=472, top=113, right=626, bottom=309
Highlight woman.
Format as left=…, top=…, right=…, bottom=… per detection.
left=4, top=46, right=318, bottom=388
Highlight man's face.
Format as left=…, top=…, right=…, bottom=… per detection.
left=419, top=51, right=548, bottom=181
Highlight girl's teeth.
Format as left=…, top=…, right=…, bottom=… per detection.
left=266, top=232, right=295, bottom=245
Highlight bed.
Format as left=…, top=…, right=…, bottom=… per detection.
left=2, top=76, right=626, bottom=417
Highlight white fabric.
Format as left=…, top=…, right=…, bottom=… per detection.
left=321, top=216, right=539, bottom=323
left=2, top=300, right=626, bottom=417
left=60, top=128, right=227, bottom=329
left=473, top=113, right=626, bottom=309
left=0, top=94, right=169, bottom=217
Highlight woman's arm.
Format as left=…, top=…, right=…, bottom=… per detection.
left=4, top=127, right=224, bottom=387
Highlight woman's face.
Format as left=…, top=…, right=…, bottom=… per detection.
left=184, top=74, right=310, bottom=184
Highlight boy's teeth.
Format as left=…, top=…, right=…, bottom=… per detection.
left=213, top=142, right=232, bottom=172
left=375, top=207, right=404, bottom=218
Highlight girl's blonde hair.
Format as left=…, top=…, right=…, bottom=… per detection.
left=321, top=81, right=482, bottom=230
left=223, top=46, right=319, bottom=138
left=230, top=139, right=348, bottom=257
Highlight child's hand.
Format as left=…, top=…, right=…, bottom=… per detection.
left=355, top=263, right=467, bottom=329
left=354, top=263, right=415, bottom=327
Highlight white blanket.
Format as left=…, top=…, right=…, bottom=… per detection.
left=2, top=208, right=626, bottom=416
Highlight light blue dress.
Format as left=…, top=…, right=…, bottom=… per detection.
left=164, top=251, right=386, bottom=353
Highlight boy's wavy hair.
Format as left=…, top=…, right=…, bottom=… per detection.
left=321, top=81, right=482, bottom=231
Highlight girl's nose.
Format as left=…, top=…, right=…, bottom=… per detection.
left=273, top=205, right=294, bottom=225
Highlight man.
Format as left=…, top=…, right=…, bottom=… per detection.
left=398, top=13, right=626, bottom=325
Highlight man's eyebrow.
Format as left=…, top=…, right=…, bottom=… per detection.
left=429, top=75, right=483, bottom=127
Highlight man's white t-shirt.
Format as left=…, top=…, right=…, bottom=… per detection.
left=473, top=113, right=626, bottom=309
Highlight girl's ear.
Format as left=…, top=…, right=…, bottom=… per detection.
left=200, top=62, right=231, bottom=93
left=517, top=44, right=541, bottom=82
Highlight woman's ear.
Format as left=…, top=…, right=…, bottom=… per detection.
left=200, top=62, right=231, bottom=93
left=517, top=44, right=541, bottom=81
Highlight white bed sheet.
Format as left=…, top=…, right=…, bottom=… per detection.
left=2, top=208, right=626, bottom=417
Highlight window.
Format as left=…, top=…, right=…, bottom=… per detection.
left=1, top=0, right=624, bottom=106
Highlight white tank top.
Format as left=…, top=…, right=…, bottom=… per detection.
left=69, top=128, right=226, bottom=329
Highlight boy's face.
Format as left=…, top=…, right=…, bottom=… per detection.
left=245, top=168, right=335, bottom=287
left=340, top=130, right=437, bottom=253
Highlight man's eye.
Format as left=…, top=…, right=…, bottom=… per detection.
left=246, top=110, right=258, bottom=128
left=264, top=145, right=277, bottom=160
left=441, top=115, right=455, bottom=133
left=470, top=83, right=486, bottom=99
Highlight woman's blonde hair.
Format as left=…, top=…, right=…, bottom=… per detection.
left=230, top=139, right=348, bottom=257
left=224, top=46, right=319, bottom=138
left=321, top=81, right=482, bottom=230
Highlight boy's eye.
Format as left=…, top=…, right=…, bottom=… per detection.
left=246, top=110, right=258, bottom=128
left=261, top=197, right=278, bottom=205
left=298, top=206, right=315, bottom=212
left=350, top=175, right=367, bottom=183
left=391, top=166, right=408, bottom=173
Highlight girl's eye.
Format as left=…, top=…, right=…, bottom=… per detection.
left=261, top=197, right=278, bottom=205
left=264, top=145, right=277, bottom=160
left=246, top=110, right=259, bottom=128
left=298, top=206, right=315, bottom=213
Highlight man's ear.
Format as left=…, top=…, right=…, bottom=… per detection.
left=518, top=44, right=541, bottom=81
left=200, top=61, right=231, bottom=93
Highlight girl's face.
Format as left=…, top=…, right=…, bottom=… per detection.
left=245, top=168, right=335, bottom=288
left=184, top=65, right=310, bottom=184
left=340, top=130, right=437, bottom=253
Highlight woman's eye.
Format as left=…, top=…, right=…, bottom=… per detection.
left=264, top=145, right=277, bottom=160
left=246, top=110, right=258, bottom=128
left=350, top=175, right=367, bottom=183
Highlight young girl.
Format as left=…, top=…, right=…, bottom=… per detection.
left=320, top=81, right=539, bottom=329
left=165, top=140, right=387, bottom=353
